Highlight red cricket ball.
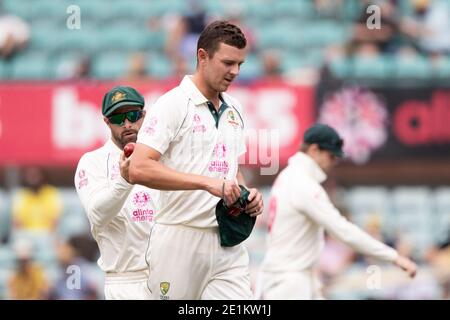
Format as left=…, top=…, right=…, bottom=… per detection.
left=124, top=142, right=135, bottom=158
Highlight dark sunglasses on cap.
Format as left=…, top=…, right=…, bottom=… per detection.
left=108, top=110, right=143, bottom=126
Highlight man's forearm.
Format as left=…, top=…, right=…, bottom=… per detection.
left=129, top=157, right=213, bottom=191
left=236, top=169, right=247, bottom=186
left=87, top=176, right=133, bottom=227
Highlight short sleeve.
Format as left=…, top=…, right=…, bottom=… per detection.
left=137, top=95, right=184, bottom=156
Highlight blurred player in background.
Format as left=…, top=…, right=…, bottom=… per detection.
left=74, top=86, right=158, bottom=299
left=259, top=124, right=417, bottom=300
left=127, top=20, right=263, bottom=300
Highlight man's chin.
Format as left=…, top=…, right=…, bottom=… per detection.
left=122, top=136, right=137, bottom=146
left=218, top=84, right=230, bottom=92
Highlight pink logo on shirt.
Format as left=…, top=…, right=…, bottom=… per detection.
left=132, top=191, right=151, bottom=208
left=143, top=117, right=158, bottom=136
left=208, top=160, right=229, bottom=174
left=111, top=163, right=120, bottom=180
left=213, top=143, right=227, bottom=159
left=132, top=208, right=154, bottom=222
left=192, top=113, right=207, bottom=133
left=77, top=169, right=88, bottom=189
left=132, top=191, right=154, bottom=222
left=209, top=143, right=229, bottom=174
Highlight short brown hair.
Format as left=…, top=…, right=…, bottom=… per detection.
left=197, top=20, right=247, bottom=57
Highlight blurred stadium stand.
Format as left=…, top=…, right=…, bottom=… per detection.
left=1, top=0, right=448, bottom=81
left=1, top=0, right=450, bottom=300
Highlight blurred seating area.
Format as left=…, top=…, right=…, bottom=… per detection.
left=0, top=188, right=103, bottom=299
left=0, top=0, right=450, bottom=83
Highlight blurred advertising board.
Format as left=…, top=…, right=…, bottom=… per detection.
left=0, top=80, right=315, bottom=168
left=316, top=86, right=450, bottom=164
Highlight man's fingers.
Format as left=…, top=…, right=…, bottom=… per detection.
left=233, top=184, right=241, bottom=199
left=247, top=189, right=256, bottom=202
left=249, top=206, right=263, bottom=217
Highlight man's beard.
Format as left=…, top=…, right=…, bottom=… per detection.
left=114, top=130, right=138, bottom=149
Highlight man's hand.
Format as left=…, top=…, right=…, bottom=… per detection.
left=119, top=152, right=132, bottom=183
left=205, top=179, right=241, bottom=206
left=394, top=255, right=417, bottom=278
left=245, top=188, right=264, bottom=217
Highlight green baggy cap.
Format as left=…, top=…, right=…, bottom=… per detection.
left=215, top=185, right=256, bottom=247
left=102, top=86, right=145, bottom=117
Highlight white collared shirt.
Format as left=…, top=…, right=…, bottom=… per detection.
left=261, top=152, right=398, bottom=272
left=137, top=75, right=246, bottom=228
left=75, top=140, right=159, bottom=273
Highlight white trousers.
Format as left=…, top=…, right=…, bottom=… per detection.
left=259, top=269, right=324, bottom=300
left=146, top=223, right=253, bottom=300
left=104, top=270, right=152, bottom=300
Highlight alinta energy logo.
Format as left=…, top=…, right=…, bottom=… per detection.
left=132, top=191, right=153, bottom=222
left=319, top=87, right=388, bottom=164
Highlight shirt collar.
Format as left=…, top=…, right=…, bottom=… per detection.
left=179, top=75, right=231, bottom=108
left=105, top=139, right=122, bottom=154
left=180, top=75, right=209, bottom=106
left=288, top=152, right=327, bottom=183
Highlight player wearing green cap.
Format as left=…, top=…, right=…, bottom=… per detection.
left=75, top=86, right=158, bottom=299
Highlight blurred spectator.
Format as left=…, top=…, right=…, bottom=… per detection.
left=123, top=52, right=153, bottom=82
left=318, top=232, right=355, bottom=280
left=172, top=55, right=189, bottom=80
left=400, top=0, right=450, bottom=55
left=352, top=0, right=401, bottom=54
left=8, top=240, right=48, bottom=299
left=164, top=0, right=209, bottom=64
left=12, top=167, right=62, bottom=233
left=68, top=233, right=99, bottom=263
left=0, top=13, right=30, bottom=60
left=314, top=0, right=344, bottom=19
left=56, top=55, right=91, bottom=80
left=48, top=238, right=99, bottom=300
left=353, top=42, right=381, bottom=58
left=227, top=14, right=256, bottom=53
left=260, top=50, right=283, bottom=82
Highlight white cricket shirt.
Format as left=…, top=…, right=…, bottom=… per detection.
left=261, top=152, right=398, bottom=272
left=137, top=75, right=246, bottom=228
left=75, top=140, right=158, bottom=273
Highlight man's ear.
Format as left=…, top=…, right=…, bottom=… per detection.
left=198, top=48, right=208, bottom=64
left=103, top=117, right=110, bottom=126
left=141, top=110, right=146, bottom=119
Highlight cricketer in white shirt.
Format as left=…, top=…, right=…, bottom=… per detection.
left=259, top=124, right=417, bottom=299
left=75, top=86, right=158, bottom=299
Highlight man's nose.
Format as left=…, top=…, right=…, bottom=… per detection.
left=123, top=118, right=133, bottom=128
left=230, top=64, right=240, bottom=76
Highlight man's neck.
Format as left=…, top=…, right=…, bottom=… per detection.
left=191, top=74, right=220, bottom=109
left=111, top=138, right=124, bottom=150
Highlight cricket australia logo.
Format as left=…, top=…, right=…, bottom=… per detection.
left=160, top=282, right=170, bottom=300
left=111, top=91, right=126, bottom=103
left=227, top=110, right=240, bottom=128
